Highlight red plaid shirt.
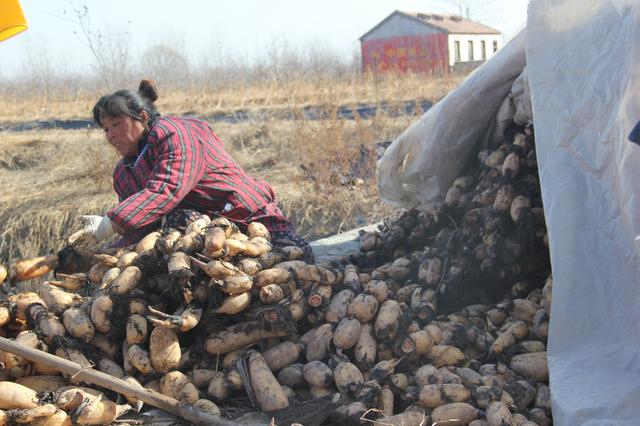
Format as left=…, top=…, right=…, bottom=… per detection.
left=107, top=115, right=291, bottom=233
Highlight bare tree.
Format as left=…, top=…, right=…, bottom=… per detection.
left=302, top=39, right=347, bottom=80
left=444, top=0, right=491, bottom=20
left=61, top=1, right=133, bottom=90
left=193, top=30, right=238, bottom=90
left=140, top=45, right=190, bottom=89
left=264, top=37, right=305, bottom=83
left=21, top=44, right=57, bottom=100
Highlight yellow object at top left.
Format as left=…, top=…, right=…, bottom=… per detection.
left=0, top=0, right=28, bottom=42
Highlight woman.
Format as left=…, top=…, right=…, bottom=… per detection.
left=73, top=79, right=314, bottom=262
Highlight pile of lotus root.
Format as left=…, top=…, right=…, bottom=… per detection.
left=0, top=123, right=552, bottom=425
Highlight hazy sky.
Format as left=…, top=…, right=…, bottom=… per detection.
left=0, top=0, right=528, bottom=78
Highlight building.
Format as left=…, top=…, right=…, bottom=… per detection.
left=359, top=10, right=502, bottom=74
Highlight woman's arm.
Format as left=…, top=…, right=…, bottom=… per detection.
left=106, top=120, right=207, bottom=231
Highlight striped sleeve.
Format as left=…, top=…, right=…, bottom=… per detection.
left=106, top=121, right=206, bottom=231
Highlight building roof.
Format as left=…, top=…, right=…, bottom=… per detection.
left=360, top=10, right=501, bottom=40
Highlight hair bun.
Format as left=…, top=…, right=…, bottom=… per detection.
left=138, top=79, right=159, bottom=102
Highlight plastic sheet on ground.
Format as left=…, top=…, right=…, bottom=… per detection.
left=527, top=0, right=640, bottom=423
left=310, top=223, right=381, bottom=263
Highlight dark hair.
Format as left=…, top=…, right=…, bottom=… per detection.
left=92, top=79, right=160, bottom=128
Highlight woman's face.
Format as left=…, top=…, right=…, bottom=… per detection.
left=101, top=114, right=147, bottom=157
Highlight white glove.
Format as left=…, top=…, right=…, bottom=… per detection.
left=69, top=215, right=118, bottom=244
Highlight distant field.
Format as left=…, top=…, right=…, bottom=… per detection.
left=0, top=73, right=460, bottom=123
left=0, top=73, right=462, bottom=264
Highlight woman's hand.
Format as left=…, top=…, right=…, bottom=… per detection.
left=68, top=215, right=120, bottom=245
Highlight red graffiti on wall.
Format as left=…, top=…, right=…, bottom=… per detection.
left=361, top=33, right=448, bottom=74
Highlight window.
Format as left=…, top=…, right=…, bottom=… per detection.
left=481, top=40, right=486, bottom=60
left=493, top=40, right=498, bottom=53
left=454, top=41, right=461, bottom=63
left=468, top=40, right=474, bottom=61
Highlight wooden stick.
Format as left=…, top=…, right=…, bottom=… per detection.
left=0, top=337, right=241, bottom=426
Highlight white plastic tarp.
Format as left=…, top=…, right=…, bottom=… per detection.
left=377, top=0, right=640, bottom=423
left=528, top=0, right=640, bottom=423
left=377, top=30, right=527, bottom=210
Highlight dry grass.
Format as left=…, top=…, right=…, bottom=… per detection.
left=219, top=114, right=414, bottom=239
left=0, top=72, right=462, bottom=265
left=0, top=130, right=118, bottom=261
left=0, top=73, right=461, bottom=123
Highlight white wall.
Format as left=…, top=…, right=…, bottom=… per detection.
left=447, top=34, right=502, bottom=66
